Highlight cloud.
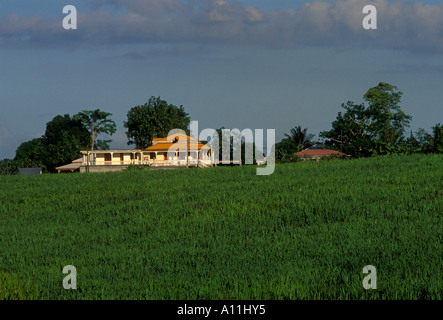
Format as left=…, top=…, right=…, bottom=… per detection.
left=0, top=0, right=442, bottom=53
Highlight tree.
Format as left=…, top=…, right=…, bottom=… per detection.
left=209, top=127, right=263, bottom=165
left=42, top=114, right=90, bottom=172
left=0, top=159, right=18, bottom=175
left=403, top=125, right=442, bottom=154
left=320, top=101, right=377, bottom=157
left=430, top=123, right=443, bottom=153
left=363, top=82, right=412, bottom=147
left=283, top=126, right=315, bottom=152
left=124, top=96, right=191, bottom=149
left=404, top=128, right=432, bottom=154
left=208, top=128, right=242, bottom=164
left=274, top=126, right=315, bottom=162
left=14, top=138, right=46, bottom=170
left=415, top=128, right=432, bottom=152
left=275, top=138, right=296, bottom=156
left=11, top=114, right=103, bottom=173
left=321, top=82, right=412, bottom=157
left=73, top=109, right=117, bottom=151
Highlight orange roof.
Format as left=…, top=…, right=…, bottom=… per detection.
left=295, top=149, right=346, bottom=156
left=144, top=142, right=210, bottom=152
left=147, top=133, right=209, bottom=151
left=152, top=137, right=169, bottom=142
left=153, top=133, right=199, bottom=143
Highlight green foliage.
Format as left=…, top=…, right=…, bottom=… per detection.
left=124, top=96, right=191, bottom=149
left=73, top=109, right=117, bottom=151
left=211, top=127, right=262, bottom=165
left=283, top=126, right=315, bottom=152
left=276, top=126, right=315, bottom=161
left=275, top=137, right=297, bottom=160
left=276, top=151, right=300, bottom=163
left=14, top=138, right=46, bottom=170
left=406, top=129, right=429, bottom=154
left=11, top=111, right=116, bottom=173
left=415, top=128, right=432, bottom=148
left=320, top=101, right=376, bottom=157
left=0, top=155, right=441, bottom=300
left=12, top=114, right=90, bottom=173
left=42, top=114, right=91, bottom=172
left=0, top=159, right=18, bottom=175
left=405, top=125, right=443, bottom=154
left=430, top=123, right=443, bottom=153
left=363, top=82, right=411, bottom=146
left=321, top=83, right=412, bottom=157
left=95, top=139, right=113, bottom=151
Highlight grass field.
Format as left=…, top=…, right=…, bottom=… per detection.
left=0, top=154, right=441, bottom=300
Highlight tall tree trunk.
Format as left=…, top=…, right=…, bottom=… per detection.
left=90, top=128, right=95, bottom=151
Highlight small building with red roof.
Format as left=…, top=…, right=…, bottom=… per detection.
left=295, top=145, right=347, bottom=161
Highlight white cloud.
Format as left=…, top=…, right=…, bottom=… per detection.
left=0, top=0, right=442, bottom=53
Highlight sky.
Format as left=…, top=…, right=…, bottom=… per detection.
left=1, top=0, right=442, bottom=159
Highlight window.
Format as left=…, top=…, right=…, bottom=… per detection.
left=104, top=153, right=111, bottom=162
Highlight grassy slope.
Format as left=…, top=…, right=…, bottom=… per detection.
left=0, top=154, right=441, bottom=299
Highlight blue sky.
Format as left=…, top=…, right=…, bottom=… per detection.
left=1, top=0, right=442, bottom=159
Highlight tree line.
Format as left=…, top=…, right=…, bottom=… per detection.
left=276, top=82, right=442, bottom=162
left=1, top=83, right=442, bottom=175
left=0, top=97, right=190, bottom=174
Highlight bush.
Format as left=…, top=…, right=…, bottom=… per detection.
left=0, top=159, right=18, bottom=175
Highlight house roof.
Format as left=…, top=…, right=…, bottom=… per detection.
left=80, top=150, right=141, bottom=154
left=56, top=163, right=82, bottom=171
left=146, top=133, right=209, bottom=152
left=144, top=142, right=210, bottom=152
left=18, top=168, right=42, bottom=175
left=55, top=158, right=83, bottom=171
left=295, top=148, right=347, bottom=156
left=152, top=133, right=199, bottom=144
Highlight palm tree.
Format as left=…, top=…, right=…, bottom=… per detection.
left=284, top=126, right=315, bottom=152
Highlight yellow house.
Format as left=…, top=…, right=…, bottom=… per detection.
left=143, top=133, right=212, bottom=167
left=69, top=133, right=212, bottom=173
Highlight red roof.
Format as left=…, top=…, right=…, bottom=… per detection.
left=295, top=149, right=346, bottom=156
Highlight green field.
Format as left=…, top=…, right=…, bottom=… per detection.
left=0, top=154, right=441, bottom=300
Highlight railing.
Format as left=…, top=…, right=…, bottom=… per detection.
left=87, top=160, right=144, bottom=166
left=84, top=159, right=214, bottom=167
